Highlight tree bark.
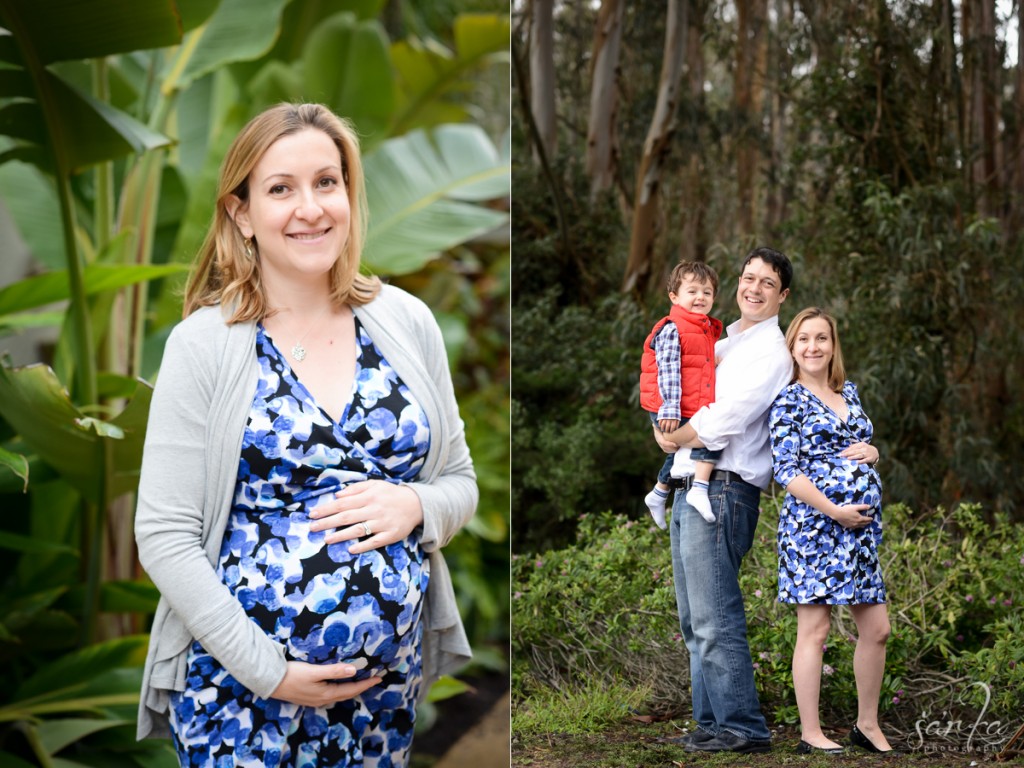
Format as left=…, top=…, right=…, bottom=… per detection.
left=530, top=0, right=558, bottom=164
left=734, top=0, right=769, bottom=235
left=962, top=0, right=998, bottom=212
left=765, top=0, right=793, bottom=232
left=1015, top=0, right=1024, bottom=229
left=947, top=0, right=966, bottom=167
left=622, top=0, right=688, bottom=295
left=977, top=0, right=998, bottom=214
left=679, top=0, right=707, bottom=263
left=586, top=0, right=625, bottom=201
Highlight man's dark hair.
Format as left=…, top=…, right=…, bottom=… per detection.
left=741, top=246, right=793, bottom=291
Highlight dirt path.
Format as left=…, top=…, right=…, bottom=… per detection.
left=512, top=721, right=1024, bottom=768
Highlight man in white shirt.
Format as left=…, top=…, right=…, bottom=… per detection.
left=656, top=247, right=793, bottom=753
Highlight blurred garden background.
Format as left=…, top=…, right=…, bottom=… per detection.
left=0, top=0, right=509, bottom=765
left=511, top=0, right=1024, bottom=763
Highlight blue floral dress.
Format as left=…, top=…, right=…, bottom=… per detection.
left=769, top=381, right=886, bottom=605
left=168, top=319, right=431, bottom=768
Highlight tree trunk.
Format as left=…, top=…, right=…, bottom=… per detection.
left=622, top=0, right=688, bottom=295
left=962, top=0, right=998, bottom=211
left=679, top=0, right=707, bottom=263
left=734, top=0, right=769, bottom=235
left=765, top=0, right=793, bottom=232
left=947, top=0, right=966, bottom=167
left=586, top=0, right=624, bottom=201
left=962, top=0, right=975, bottom=190
left=1015, top=0, right=1024, bottom=230
left=530, top=0, right=557, bottom=163
left=928, top=0, right=960, bottom=170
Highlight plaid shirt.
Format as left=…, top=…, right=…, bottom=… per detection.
left=654, top=321, right=682, bottom=421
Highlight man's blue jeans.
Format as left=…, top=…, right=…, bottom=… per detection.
left=669, top=473, right=770, bottom=741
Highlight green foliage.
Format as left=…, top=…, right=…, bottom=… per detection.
left=784, top=182, right=1024, bottom=515
left=511, top=291, right=656, bottom=551
left=512, top=510, right=688, bottom=709
left=512, top=501, right=1024, bottom=732
left=0, top=642, right=178, bottom=767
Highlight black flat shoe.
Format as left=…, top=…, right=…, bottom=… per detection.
left=796, top=740, right=845, bottom=754
left=850, top=725, right=903, bottom=754
left=682, top=730, right=772, bottom=753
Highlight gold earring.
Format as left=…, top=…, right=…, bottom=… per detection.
left=244, top=238, right=254, bottom=259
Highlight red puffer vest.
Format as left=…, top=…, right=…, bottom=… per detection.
left=640, top=304, right=723, bottom=417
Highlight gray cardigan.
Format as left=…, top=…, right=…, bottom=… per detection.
left=134, top=285, right=477, bottom=739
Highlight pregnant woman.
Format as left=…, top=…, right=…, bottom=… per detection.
left=134, top=103, right=477, bottom=767
left=769, top=307, right=897, bottom=755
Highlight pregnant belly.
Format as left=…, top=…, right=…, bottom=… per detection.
left=816, top=457, right=882, bottom=509
left=218, top=508, right=428, bottom=680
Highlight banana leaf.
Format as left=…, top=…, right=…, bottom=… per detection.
left=391, top=13, right=511, bottom=134
left=362, top=124, right=510, bottom=274
left=0, top=366, right=152, bottom=503
left=0, top=0, right=180, bottom=65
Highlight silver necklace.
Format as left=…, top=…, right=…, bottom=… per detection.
left=288, top=304, right=331, bottom=362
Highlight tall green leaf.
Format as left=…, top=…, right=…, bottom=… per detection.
left=0, top=531, right=73, bottom=555
left=173, top=0, right=293, bottom=91
left=0, top=446, right=28, bottom=492
left=0, top=0, right=180, bottom=65
left=35, top=718, right=131, bottom=756
left=0, top=160, right=64, bottom=269
left=264, top=0, right=386, bottom=63
left=362, top=124, right=509, bottom=274
left=391, top=13, right=510, bottom=134
left=41, top=75, right=172, bottom=174
left=0, top=365, right=152, bottom=503
left=245, top=10, right=396, bottom=144
left=302, top=12, right=394, bottom=143
left=0, top=263, right=190, bottom=317
left=11, top=636, right=148, bottom=703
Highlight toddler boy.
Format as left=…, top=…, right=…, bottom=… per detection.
left=639, top=261, right=723, bottom=527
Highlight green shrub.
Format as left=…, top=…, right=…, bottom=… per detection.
left=512, top=510, right=686, bottom=710
left=513, top=500, right=1024, bottom=733
left=511, top=292, right=656, bottom=552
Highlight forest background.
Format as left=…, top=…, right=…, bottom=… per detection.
left=511, top=0, right=1024, bottom=760
left=0, top=0, right=509, bottom=766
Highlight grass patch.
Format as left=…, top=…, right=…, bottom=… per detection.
left=512, top=678, right=651, bottom=738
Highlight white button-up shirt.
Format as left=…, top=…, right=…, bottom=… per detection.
left=672, top=315, right=792, bottom=489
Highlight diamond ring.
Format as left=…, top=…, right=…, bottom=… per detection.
left=360, top=521, right=372, bottom=537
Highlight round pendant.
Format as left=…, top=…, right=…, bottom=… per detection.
left=291, top=344, right=307, bottom=362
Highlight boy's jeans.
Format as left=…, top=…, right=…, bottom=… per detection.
left=669, top=473, right=771, bottom=741
left=649, top=412, right=723, bottom=485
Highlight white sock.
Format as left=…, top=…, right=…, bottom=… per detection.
left=685, top=480, right=716, bottom=523
left=644, top=486, right=669, bottom=529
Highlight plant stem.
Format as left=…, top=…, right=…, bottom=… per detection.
left=92, top=58, right=114, bottom=253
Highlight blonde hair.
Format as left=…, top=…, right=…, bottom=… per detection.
left=784, top=306, right=846, bottom=391
left=183, top=103, right=379, bottom=321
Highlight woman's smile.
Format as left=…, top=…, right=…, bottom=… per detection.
left=232, top=128, right=352, bottom=285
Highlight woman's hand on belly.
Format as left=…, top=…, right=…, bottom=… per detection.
left=271, top=660, right=382, bottom=707
left=309, top=479, right=424, bottom=555
left=828, top=503, right=874, bottom=529
left=839, top=440, right=879, bottom=465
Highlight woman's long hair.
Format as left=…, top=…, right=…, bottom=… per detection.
left=784, top=306, right=846, bottom=391
left=183, top=103, right=379, bottom=321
